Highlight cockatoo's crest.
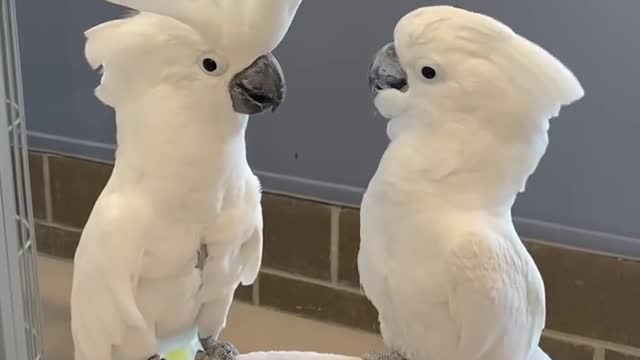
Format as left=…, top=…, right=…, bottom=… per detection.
left=394, top=6, right=584, bottom=122
left=104, top=0, right=303, bottom=57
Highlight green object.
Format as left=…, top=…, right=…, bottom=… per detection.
left=164, top=348, right=192, bottom=360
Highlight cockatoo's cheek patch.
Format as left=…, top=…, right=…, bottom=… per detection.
left=373, top=89, right=410, bottom=119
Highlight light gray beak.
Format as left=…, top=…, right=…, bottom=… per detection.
left=229, top=53, right=286, bottom=115
left=368, top=42, right=408, bottom=94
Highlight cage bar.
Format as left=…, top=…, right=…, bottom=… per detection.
left=0, top=0, right=45, bottom=358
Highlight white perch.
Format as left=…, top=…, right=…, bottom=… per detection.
left=239, top=352, right=362, bottom=360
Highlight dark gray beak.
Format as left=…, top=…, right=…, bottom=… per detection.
left=229, top=53, right=286, bottom=115
left=368, top=42, right=408, bottom=94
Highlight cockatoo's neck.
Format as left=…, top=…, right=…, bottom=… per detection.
left=382, top=112, right=548, bottom=212
left=108, top=98, right=251, bottom=201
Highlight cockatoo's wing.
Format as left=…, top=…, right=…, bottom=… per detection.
left=196, top=177, right=263, bottom=338
left=71, top=193, right=148, bottom=360
left=239, top=177, right=264, bottom=286
left=238, top=220, right=263, bottom=286
left=199, top=175, right=263, bottom=298
left=447, top=229, right=546, bottom=360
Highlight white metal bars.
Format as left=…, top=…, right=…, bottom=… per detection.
left=0, top=0, right=45, bottom=358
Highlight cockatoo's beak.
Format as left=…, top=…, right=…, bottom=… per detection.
left=369, top=42, right=408, bottom=94
left=229, top=53, right=286, bottom=115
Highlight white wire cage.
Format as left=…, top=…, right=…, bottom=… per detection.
left=0, top=0, right=45, bottom=357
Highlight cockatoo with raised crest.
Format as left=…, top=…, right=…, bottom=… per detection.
left=360, top=6, right=584, bottom=360
left=70, top=1, right=303, bottom=360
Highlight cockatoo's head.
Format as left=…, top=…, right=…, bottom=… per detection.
left=369, top=6, right=584, bottom=133
left=369, top=6, right=585, bottom=200
left=86, top=0, right=303, bottom=115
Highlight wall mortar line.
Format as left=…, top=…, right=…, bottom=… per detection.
left=261, top=267, right=363, bottom=296
left=42, top=154, right=53, bottom=222
left=252, top=277, right=260, bottom=306
left=34, top=219, right=82, bottom=233
left=544, top=329, right=640, bottom=356
left=330, top=207, right=340, bottom=284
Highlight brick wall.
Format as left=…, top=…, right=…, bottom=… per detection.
left=29, top=151, right=640, bottom=360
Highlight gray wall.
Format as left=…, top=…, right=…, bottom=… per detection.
left=17, top=0, right=640, bottom=257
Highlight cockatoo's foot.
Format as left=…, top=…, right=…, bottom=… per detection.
left=195, top=338, right=239, bottom=360
left=148, top=355, right=166, bottom=360
left=362, top=351, right=407, bottom=360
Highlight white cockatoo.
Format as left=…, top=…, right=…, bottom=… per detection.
left=70, top=1, right=303, bottom=360
left=360, top=6, right=584, bottom=360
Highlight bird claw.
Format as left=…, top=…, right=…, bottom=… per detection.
left=362, top=351, right=407, bottom=360
left=196, top=338, right=239, bottom=360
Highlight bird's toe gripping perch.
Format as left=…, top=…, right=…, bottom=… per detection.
left=362, top=351, right=407, bottom=360
left=195, top=338, right=240, bottom=360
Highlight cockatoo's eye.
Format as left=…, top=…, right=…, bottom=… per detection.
left=199, top=54, right=226, bottom=76
left=202, top=58, right=218, bottom=72
left=421, top=66, right=437, bottom=80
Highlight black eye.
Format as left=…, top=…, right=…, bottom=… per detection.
left=201, top=58, right=218, bottom=73
left=421, top=66, right=437, bottom=79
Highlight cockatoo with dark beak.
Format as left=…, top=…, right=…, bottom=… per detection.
left=70, top=1, right=303, bottom=360
left=360, top=6, right=584, bottom=360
